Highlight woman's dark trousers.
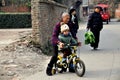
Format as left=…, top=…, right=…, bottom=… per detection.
left=48, top=45, right=58, bottom=68
left=91, top=30, right=100, bottom=49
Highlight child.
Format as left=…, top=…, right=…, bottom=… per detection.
left=58, top=24, right=78, bottom=57
left=58, top=24, right=80, bottom=73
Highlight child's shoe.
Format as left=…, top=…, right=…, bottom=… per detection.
left=69, top=61, right=75, bottom=73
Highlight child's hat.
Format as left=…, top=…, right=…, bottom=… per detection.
left=61, top=24, right=69, bottom=33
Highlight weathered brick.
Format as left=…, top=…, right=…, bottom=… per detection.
left=31, top=0, right=67, bottom=46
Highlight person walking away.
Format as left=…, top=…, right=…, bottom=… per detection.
left=69, top=8, right=79, bottom=39
left=87, top=6, right=103, bottom=50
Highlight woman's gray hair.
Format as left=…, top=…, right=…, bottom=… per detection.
left=62, top=12, right=69, bottom=18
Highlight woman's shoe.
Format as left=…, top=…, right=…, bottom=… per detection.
left=46, top=66, right=52, bottom=76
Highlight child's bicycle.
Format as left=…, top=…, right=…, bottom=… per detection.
left=52, top=44, right=85, bottom=77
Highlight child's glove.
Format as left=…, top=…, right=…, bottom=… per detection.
left=58, top=42, right=64, bottom=48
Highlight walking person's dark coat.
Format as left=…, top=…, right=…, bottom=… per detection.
left=87, top=6, right=103, bottom=49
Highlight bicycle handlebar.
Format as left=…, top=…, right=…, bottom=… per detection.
left=63, top=44, right=79, bottom=49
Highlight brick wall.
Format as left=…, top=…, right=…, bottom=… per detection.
left=0, top=5, right=30, bottom=12
left=31, top=0, right=67, bottom=47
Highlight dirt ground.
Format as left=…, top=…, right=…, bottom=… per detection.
left=0, top=29, right=49, bottom=80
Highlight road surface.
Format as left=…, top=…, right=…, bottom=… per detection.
left=23, top=20, right=120, bottom=80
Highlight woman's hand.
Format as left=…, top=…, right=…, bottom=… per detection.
left=86, top=27, right=89, bottom=31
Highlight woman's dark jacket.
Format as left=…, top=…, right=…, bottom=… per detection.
left=87, top=12, right=103, bottom=31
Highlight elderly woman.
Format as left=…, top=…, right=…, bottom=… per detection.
left=46, top=12, right=76, bottom=76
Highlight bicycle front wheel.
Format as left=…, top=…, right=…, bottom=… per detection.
left=74, top=60, right=85, bottom=77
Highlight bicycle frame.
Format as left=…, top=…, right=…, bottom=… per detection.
left=57, top=46, right=80, bottom=68
left=52, top=45, right=85, bottom=77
